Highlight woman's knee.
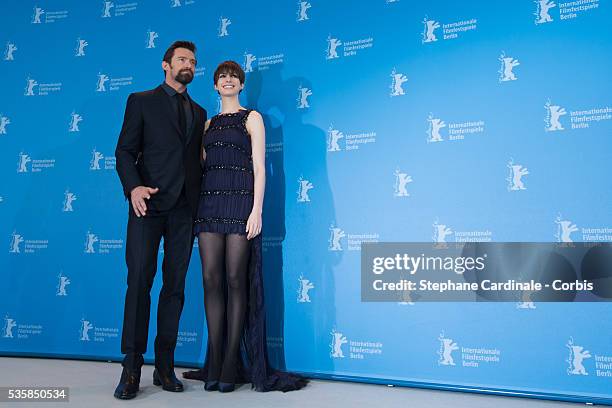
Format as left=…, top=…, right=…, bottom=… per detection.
left=203, top=267, right=222, bottom=291
left=226, top=267, right=246, bottom=291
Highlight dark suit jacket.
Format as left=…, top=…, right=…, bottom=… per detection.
left=115, top=85, right=207, bottom=217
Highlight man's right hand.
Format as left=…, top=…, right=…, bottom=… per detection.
left=130, top=186, right=159, bottom=217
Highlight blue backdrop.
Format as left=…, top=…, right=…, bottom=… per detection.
left=1, top=0, right=611, bottom=404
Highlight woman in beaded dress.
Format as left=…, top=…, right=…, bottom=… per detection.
left=182, top=61, right=307, bottom=392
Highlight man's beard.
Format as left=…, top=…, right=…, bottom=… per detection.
left=175, top=69, right=193, bottom=85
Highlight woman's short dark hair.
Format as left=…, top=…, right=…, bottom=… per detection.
left=162, top=40, right=197, bottom=65
left=213, top=60, right=245, bottom=86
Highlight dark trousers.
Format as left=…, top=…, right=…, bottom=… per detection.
left=120, top=196, right=194, bottom=371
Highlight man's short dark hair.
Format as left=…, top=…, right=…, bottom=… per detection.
left=213, top=60, right=245, bottom=86
left=162, top=41, right=197, bottom=65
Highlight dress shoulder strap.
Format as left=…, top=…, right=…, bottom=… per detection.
left=240, top=109, right=253, bottom=128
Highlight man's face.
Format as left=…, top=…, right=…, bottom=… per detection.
left=164, top=47, right=196, bottom=85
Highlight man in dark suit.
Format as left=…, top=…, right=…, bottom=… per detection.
left=113, top=40, right=207, bottom=400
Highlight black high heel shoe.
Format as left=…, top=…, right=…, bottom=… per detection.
left=204, top=380, right=219, bottom=392
left=218, top=382, right=235, bottom=393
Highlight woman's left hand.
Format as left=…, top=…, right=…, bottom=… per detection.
left=246, top=211, right=262, bottom=240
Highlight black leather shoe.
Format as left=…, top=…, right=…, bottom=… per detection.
left=114, top=368, right=140, bottom=400
left=153, top=368, right=184, bottom=392
left=182, top=368, right=206, bottom=381
left=218, top=381, right=235, bottom=393
left=204, top=380, right=219, bottom=391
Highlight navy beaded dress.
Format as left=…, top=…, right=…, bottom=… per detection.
left=186, top=109, right=307, bottom=392
left=194, top=109, right=254, bottom=235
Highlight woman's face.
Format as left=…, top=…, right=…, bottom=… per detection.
left=215, top=71, right=244, bottom=97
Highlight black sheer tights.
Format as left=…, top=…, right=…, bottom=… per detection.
left=198, top=232, right=251, bottom=383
